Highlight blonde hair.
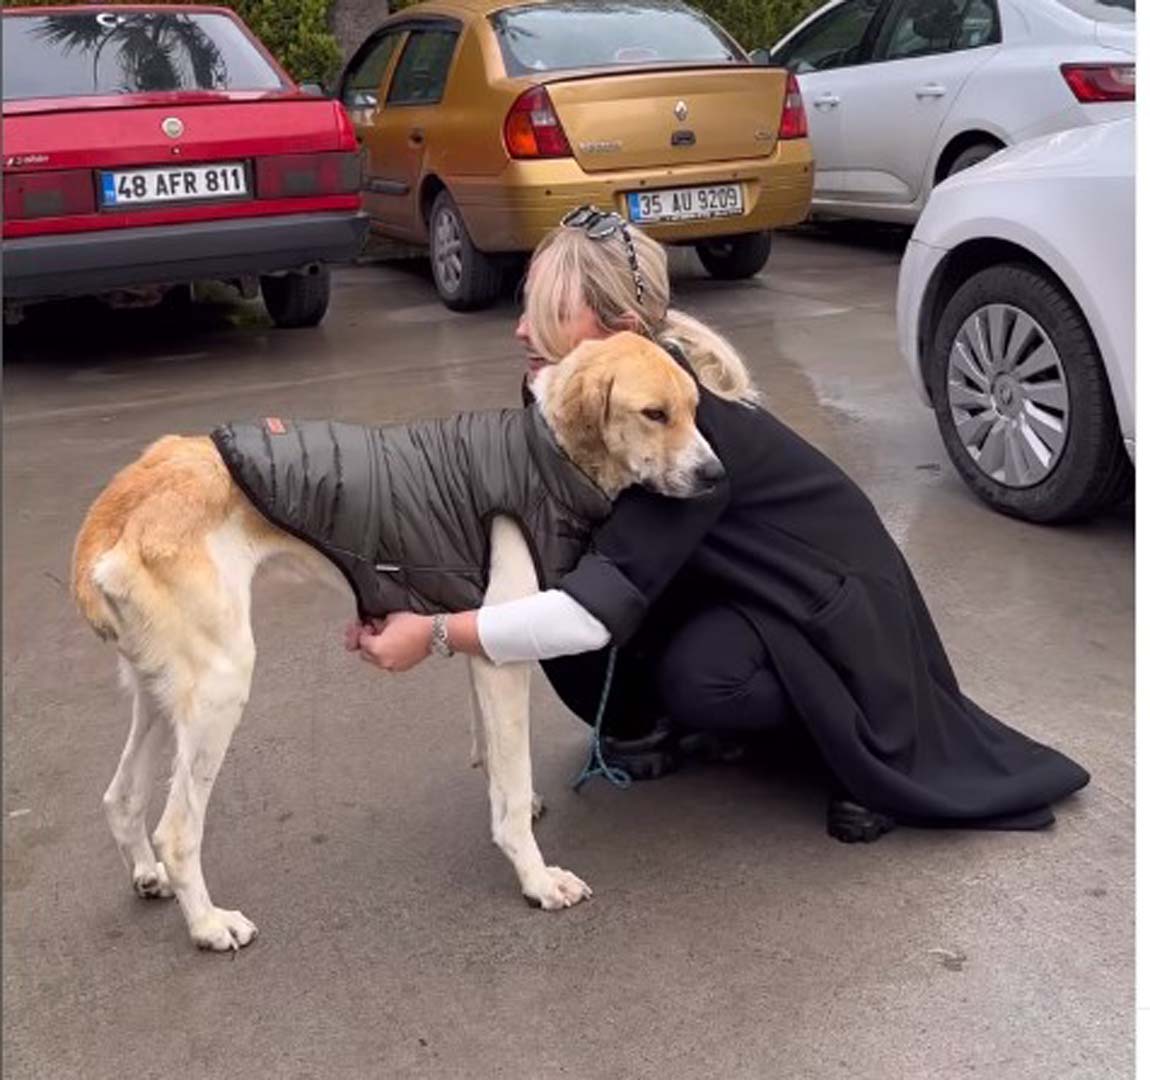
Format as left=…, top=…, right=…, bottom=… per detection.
left=524, top=222, right=759, bottom=403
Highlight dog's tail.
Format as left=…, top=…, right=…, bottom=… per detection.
left=72, top=435, right=235, bottom=643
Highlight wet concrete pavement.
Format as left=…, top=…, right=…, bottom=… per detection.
left=3, top=230, right=1133, bottom=1079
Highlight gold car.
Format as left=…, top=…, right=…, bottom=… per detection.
left=336, top=0, right=814, bottom=309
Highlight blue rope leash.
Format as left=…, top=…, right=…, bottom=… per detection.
left=571, top=647, right=632, bottom=792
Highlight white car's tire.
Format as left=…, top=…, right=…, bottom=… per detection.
left=929, top=263, right=1132, bottom=523
left=945, top=142, right=1001, bottom=180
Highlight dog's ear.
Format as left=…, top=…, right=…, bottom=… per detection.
left=552, top=358, right=615, bottom=457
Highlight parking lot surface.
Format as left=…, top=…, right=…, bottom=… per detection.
left=3, top=230, right=1133, bottom=1079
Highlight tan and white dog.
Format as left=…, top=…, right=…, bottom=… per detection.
left=72, top=332, right=722, bottom=951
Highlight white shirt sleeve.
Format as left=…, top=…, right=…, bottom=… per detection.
left=476, top=589, right=611, bottom=665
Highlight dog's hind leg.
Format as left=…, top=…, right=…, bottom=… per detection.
left=148, top=517, right=265, bottom=952
left=152, top=629, right=257, bottom=951
left=471, top=516, right=590, bottom=910
left=103, top=659, right=173, bottom=899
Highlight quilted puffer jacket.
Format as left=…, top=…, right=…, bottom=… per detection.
left=211, top=410, right=612, bottom=618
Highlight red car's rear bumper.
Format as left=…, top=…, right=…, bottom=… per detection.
left=3, top=209, right=367, bottom=301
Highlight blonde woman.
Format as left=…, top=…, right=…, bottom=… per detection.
left=352, top=207, right=1088, bottom=842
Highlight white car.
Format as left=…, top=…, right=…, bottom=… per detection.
left=896, top=117, right=1133, bottom=523
left=768, top=0, right=1135, bottom=223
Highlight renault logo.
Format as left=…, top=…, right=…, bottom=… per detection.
left=674, top=100, right=688, bottom=122
left=161, top=117, right=184, bottom=139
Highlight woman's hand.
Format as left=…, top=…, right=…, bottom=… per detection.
left=349, top=613, right=433, bottom=673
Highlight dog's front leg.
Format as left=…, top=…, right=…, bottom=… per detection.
left=470, top=657, right=590, bottom=909
left=472, top=516, right=591, bottom=910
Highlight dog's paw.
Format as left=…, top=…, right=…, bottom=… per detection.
left=189, top=907, right=258, bottom=952
left=531, top=792, right=546, bottom=821
left=132, top=862, right=174, bottom=900
left=523, top=866, right=592, bottom=911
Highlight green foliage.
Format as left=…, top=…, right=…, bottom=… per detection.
left=233, top=0, right=342, bottom=82
left=693, top=0, right=823, bottom=50
left=7, top=0, right=343, bottom=83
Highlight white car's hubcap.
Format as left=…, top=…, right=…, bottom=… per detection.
left=947, top=303, right=1069, bottom=488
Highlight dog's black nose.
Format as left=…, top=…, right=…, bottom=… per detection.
left=695, top=458, right=726, bottom=486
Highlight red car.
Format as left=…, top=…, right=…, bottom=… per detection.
left=2, top=5, right=366, bottom=327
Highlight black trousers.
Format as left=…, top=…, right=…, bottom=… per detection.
left=541, top=600, right=797, bottom=741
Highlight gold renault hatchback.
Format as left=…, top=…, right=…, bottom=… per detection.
left=337, top=0, right=814, bottom=309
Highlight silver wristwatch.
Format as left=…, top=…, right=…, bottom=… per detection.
left=430, top=613, right=454, bottom=658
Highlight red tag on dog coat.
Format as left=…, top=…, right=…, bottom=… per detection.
left=265, top=417, right=287, bottom=435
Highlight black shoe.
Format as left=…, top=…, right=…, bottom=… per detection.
left=677, top=732, right=749, bottom=766
left=600, top=728, right=680, bottom=781
left=826, top=797, right=896, bottom=843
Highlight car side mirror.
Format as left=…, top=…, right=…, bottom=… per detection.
left=749, top=47, right=773, bottom=66
left=299, top=81, right=329, bottom=97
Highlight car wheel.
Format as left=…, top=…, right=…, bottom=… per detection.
left=429, top=190, right=502, bottom=311
left=260, top=267, right=331, bottom=328
left=695, top=231, right=772, bottom=280
left=161, top=283, right=195, bottom=309
left=945, top=142, right=1000, bottom=180
left=928, top=263, right=1132, bottom=523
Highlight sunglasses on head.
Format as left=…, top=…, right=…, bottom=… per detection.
left=560, top=205, right=645, bottom=303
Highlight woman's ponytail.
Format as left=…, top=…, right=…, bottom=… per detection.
left=657, top=308, right=759, bottom=404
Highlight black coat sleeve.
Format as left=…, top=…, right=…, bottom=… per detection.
left=558, top=477, right=730, bottom=645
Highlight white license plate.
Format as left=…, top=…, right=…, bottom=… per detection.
left=627, top=184, right=744, bottom=224
left=100, top=162, right=248, bottom=206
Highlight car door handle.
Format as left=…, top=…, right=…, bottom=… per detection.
left=813, top=93, right=841, bottom=109
left=915, top=83, right=947, bottom=99
left=409, top=127, right=425, bottom=145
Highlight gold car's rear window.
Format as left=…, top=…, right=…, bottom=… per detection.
left=489, top=0, right=746, bottom=77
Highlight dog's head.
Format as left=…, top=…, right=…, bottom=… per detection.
left=534, top=331, right=724, bottom=499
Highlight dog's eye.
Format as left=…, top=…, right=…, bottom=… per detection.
left=641, top=408, right=668, bottom=424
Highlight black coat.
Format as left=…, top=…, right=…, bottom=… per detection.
left=558, top=383, right=1089, bottom=829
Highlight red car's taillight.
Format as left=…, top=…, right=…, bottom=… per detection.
left=504, top=86, right=572, bottom=159
left=4, top=169, right=96, bottom=219
left=255, top=151, right=362, bottom=199
left=779, top=73, right=808, bottom=140
left=1061, top=63, right=1135, bottom=102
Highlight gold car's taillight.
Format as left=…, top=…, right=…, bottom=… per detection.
left=504, top=86, right=572, bottom=159
left=779, top=73, right=808, bottom=140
